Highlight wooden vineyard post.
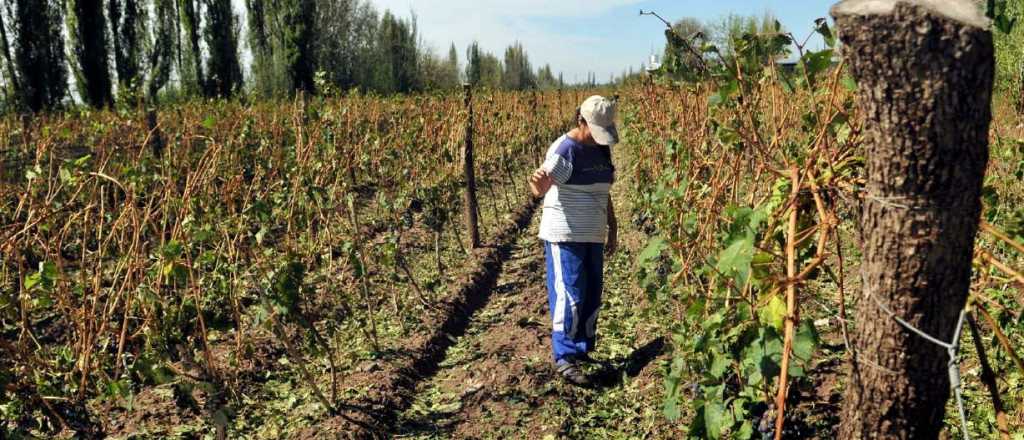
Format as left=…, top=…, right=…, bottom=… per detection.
left=832, top=1, right=994, bottom=438
left=462, top=84, right=481, bottom=249
left=557, top=87, right=563, bottom=118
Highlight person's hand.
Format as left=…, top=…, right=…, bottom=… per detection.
left=605, top=229, right=618, bottom=256
left=529, top=168, right=553, bottom=197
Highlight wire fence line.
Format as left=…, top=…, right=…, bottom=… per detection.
left=863, top=289, right=972, bottom=440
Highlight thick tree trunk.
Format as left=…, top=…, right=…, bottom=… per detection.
left=832, top=1, right=994, bottom=438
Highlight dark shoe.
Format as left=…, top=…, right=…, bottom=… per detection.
left=557, top=362, right=591, bottom=387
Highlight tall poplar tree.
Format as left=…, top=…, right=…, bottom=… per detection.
left=502, top=42, right=535, bottom=90
left=13, top=0, right=67, bottom=111
left=146, top=0, right=176, bottom=101
left=445, top=43, right=460, bottom=87
left=465, top=41, right=481, bottom=87
left=246, top=0, right=274, bottom=96
left=279, top=0, right=317, bottom=93
left=66, top=0, right=114, bottom=107
left=203, top=0, right=242, bottom=97
left=0, top=4, right=19, bottom=105
left=109, top=0, right=145, bottom=99
left=177, top=0, right=205, bottom=95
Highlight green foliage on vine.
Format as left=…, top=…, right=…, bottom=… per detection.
left=630, top=17, right=854, bottom=438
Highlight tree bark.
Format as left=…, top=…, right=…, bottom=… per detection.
left=68, top=0, right=115, bottom=108
left=0, top=5, right=20, bottom=100
left=833, top=1, right=994, bottom=438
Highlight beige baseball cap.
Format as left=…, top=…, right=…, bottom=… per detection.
left=580, top=95, right=619, bottom=146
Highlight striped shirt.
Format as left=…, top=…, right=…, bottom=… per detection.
left=538, top=134, right=615, bottom=243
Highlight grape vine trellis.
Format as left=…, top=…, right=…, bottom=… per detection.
left=0, top=89, right=577, bottom=434
left=630, top=11, right=1024, bottom=439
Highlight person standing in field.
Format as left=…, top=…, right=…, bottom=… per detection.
left=528, top=95, right=618, bottom=387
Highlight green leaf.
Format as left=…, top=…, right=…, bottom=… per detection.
left=202, top=115, right=216, bottom=130
left=161, top=240, right=184, bottom=259
left=716, top=235, right=754, bottom=285
left=73, top=154, right=92, bottom=167
left=255, top=226, right=269, bottom=246
left=800, top=49, right=834, bottom=87
left=736, top=420, right=755, bottom=439
left=271, top=260, right=305, bottom=315
left=709, top=79, right=739, bottom=107
left=638, top=236, right=667, bottom=265
left=792, top=319, right=819, bottom=363
left=663, top=395, right=681, bottom=420
left=759, top=295, right=787, bottom=331
left=709, top=350, right=731, bottom=379
left=25, top=164, right=42, bottom=181
left=40, top=259, right=57, bottom=280
left=716, top=126, right=742, bottom=149
left=704, top=399, right=727, bottom=439
left=751, top=251, right=773, bottom=281
left=24, top=272, right=41, bottom=291
left=996, top=15, right=1017, bottom=34
left=741, top=327, right=782, bottom=386
left=25, top=261, right=58, bottom=292
left=841, top=75, right=857, bottom=92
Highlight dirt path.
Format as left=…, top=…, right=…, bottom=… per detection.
left=392, top=158, right=677, bottom=439
left=393, top=213, right=559, bottom=438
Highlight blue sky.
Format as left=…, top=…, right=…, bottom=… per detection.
left=370, top=0, right=836, bottom=83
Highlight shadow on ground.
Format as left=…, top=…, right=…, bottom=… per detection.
left=590, top=336, right=666, bottom=389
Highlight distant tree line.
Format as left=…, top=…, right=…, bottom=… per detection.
left=611, top=11, right=789, bottom=86
left=0, top=0, right=567, bottom=113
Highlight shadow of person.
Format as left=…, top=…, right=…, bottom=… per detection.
left=589, top=336, right=666, bottom=389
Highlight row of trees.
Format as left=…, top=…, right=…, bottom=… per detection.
left=0, top=0, right=567, bottom=113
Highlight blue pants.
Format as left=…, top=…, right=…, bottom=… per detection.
left=544, top=241, right=604, bottom=364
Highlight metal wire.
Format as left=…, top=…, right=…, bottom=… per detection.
left=865, top=290, right=971, bottom=440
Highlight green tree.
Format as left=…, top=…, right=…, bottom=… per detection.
left=246, top=0, right=276, bottom=96
left=203, top=0, right=242, bottom=97
left=466, top=41, right=481, bottom=86
left=478, top=51, right=502, bottom=89
left=536, top=64, right=556, bottom=89
left=465, top=41, right=501, bottom=89
left=278, top=0, right=317, bottom=93
left=501, top=42, right=535, bottom=90
left=374, top=11, right=418, bottom=93
left=417, top=47, right=446, bottom=90
left=709, top=12, right=785, bottom=61
left=65, top=0, right=114, bottom=107
left=313, top=0, right=381, bottom=93
left=445, top=42, right=460, bottom=87
left=13, top=0, right=67, bottom=111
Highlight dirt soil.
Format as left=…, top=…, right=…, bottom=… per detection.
left=388, top=187, right=675, bottom=439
